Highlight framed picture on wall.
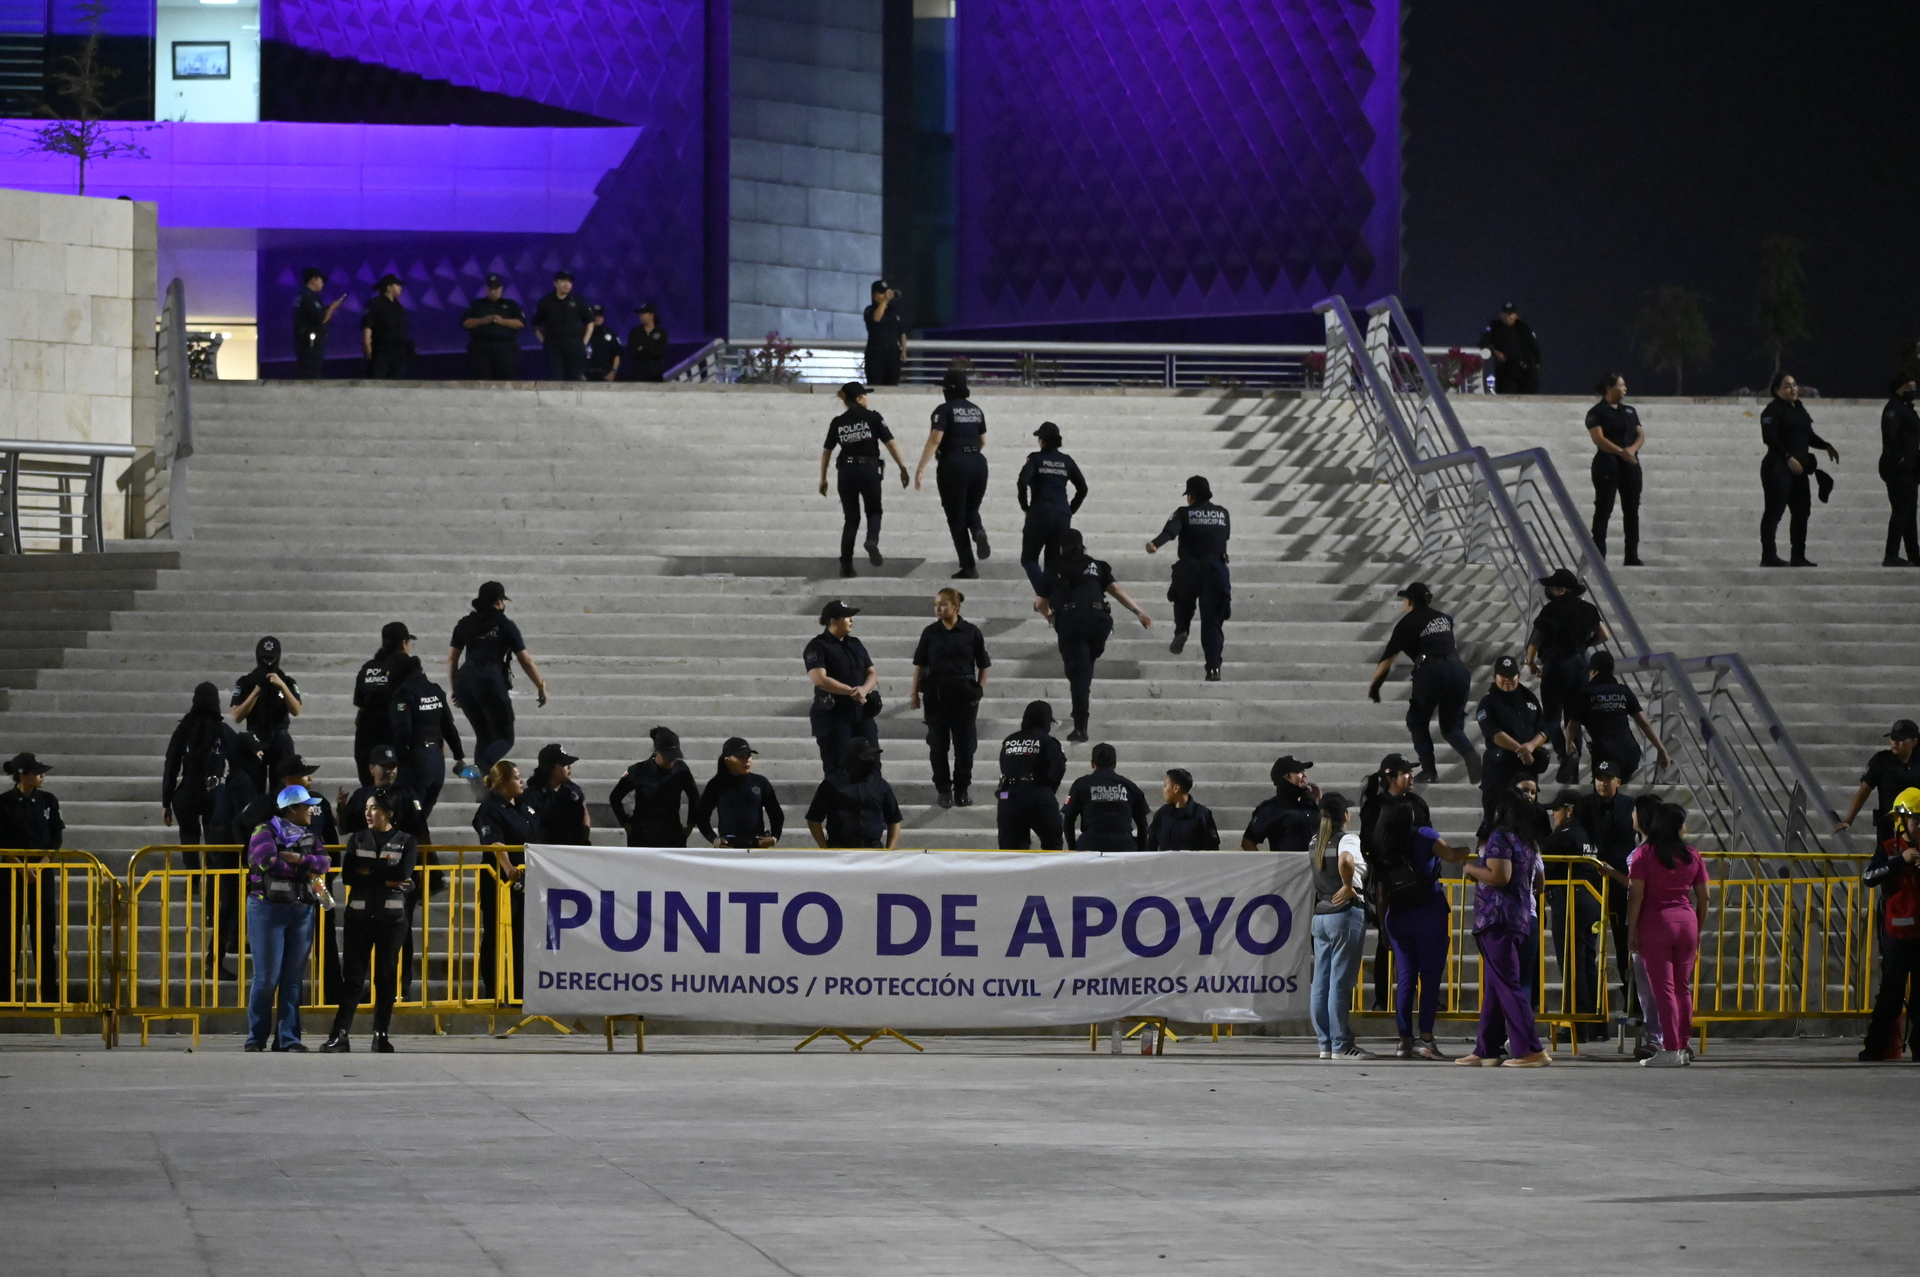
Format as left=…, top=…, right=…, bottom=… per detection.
left=172, top=42, right=231, bottom=80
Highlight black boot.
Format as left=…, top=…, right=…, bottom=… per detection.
left=1066, top=725, right=1089, bottom=744
left=839, top=561, right=857, bottom=579
left=867, top=542, right=884, bottom=567
left=371, top=1033, right=395, bottom=1054
left=319, top=1029, right=350, bottom=1053
left=1169, top=630, right=1189, bottom=655
left=954, top=788, right=973, bottom=807
left=936, top=788, right=953, bottom=809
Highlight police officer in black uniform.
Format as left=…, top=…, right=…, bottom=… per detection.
left=997, top=700, right=1067, bottom=849
left=1062, top=742, right=1150, bottom=851
left=448, top=582, right=551, bottom=777
left=586, top=305, right=621, bottom=381
left=162, top=682, right=237, bottom=843
left=806, top=738, right=903, bottom=849
left=1147, top=770, right=1221, bottom=850
left=1572, top=757, right=1639, bottom=1023
left=1368, top=582, right=1481, bottom=784
left=352, top=622, right=413, bottom=788
left=610, top=726, right=699, bottom=847
left=910, top=587, right=991, bottom=808
left=532, top=743, right=591, bottom=845
left=1241, top=755, right=1320, bottom=850
left=1146, top=474, right=1232, bottom=680
left=293, top=268, right=343, bottom=379
left=361, top=274, right=410, bottom=379
left=695, top=738, right=784, bottom=848
left=1017, top=421, right=1088, bottom=595
left=1525, top=568, right=1610, bottom=785
left=1039, top=529, right=1153, bottom=744
left=628, top=304, right=669, bottom=382
left=460, top=273, right=525, bottom=380
left=1480, top=301, right=1541, bottom=395
left=1586, top=374, right=1645, bottom=565
left=0, top=752, right=63, bottom=997
left=1541, top=785, right=1603, bottom=1037
left=915, top=371, right=991, bottom=578
left=804, top=600, right=879, bottom=776
left=1475, top=655, right=1549, bottom=839
left=1835, top=719, right=1920, bottom=843
left=473, top=760, right=538, bottom=1002
left=335, top=746, right=428, bottom=843
left=819, top=381, right=910, bottom=578
left=1759, top=371, right=1839, bottom=566
left=387, top=653, right=466, bottom=830
left=533, top=271, right=594, bottom=381
left=863, top=279, right=906, bottom=386
left=1879, top=375, right=1920, bottom=566
left=230, top=635, right=303, bottom=783
left=1563, top=650, right=1670, bottom=783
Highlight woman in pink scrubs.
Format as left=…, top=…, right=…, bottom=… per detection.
left=1627, top=801, right=1709, bottom=1067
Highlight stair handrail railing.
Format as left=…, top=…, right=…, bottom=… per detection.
left=155, top=277, right=194, bottom=540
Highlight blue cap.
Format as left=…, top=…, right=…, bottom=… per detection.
left=276, top=784, right=317, bottom=809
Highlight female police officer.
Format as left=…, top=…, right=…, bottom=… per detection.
left=909, top=586, right=991, bottom=808
left=819, top=381, right=909, bottom=579
left=915, top=371, right=990, bottom=578
left=447, top=581, right=551, bottom=776
left=1016, top=421, right=1087, bottom=594
left=319, top=789, right=417, bottom=1054
left=1037, top=530, right=1152, bottom=744
left=1368, top=582, right=1481, bottom=784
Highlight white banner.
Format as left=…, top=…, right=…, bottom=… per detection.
left=524, top=846, right=1312, bottom=1028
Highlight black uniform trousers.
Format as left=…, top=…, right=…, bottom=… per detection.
left=1496, top=363, right=1539, bottom=394
left=479, top=881, right=525, bottom=1002
left=352, top=718, right=388, bottom=789
left=545, top=341, right=586, bottom=381
left=837, top=463, right=884, bottom=566
left=329, top=907, right=407, bottom=1035
left=1881, top=459, right=1920, bottom=563
left=1759, top=456, right=1812, bottom=559
left=1604, top=900, right=1642, bottom=1021
left=1169, top=558, right=1231, bottom=669
left=626, top=821, right=690, bottom=849
left=1547, top=881, right=1602, bottom=1020
left=1055, top=607, right=1113, bottom=733
left=367, top=344, right=408, bottom=380
left=259, top=729, right=296, bottom=792
left=401, top=746, right=446, bottom=829
left=0, top=865, right=62, bottom=998
left=468, top=344, right=519, bottom=380
left=810, top=702, right=878, bottom=777
left=865, top=344, right=902, bottom=386
left=295, top=333, right=325, bottom=379
left=936, top=455, right=989, bottom=572
left=1407, top=658, right=1475, bottom=770
left=1587, top=735, right=1642, bottom=785
left=997, top=784, right=1063, bottom=850
left=1865, top=935, right=1918, bottom=1056
left=925, top=706, right=978, bottom=795
left=1020, top=504, right=1072, bottom=594
left=1538, top=652, right=1587, bottom=770
left=1590, top=454, right=1642, bottom=559
left=456, top=673, right=515, bottom=775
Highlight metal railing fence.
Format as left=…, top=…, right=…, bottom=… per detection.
left=0, top=851, right=120, bottom=1044
left=0, top=438, right=137, bottom=553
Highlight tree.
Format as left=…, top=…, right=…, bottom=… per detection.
left=20, top=0, right=149, bottom=196
left=1753, top=233, right=1810, bottom=382
left=1631, top=286, right=1715, bottom=395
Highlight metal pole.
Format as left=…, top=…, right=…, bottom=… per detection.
left=3, top=451, right=19, bottom=555
left=87, top=454, right=106, bottom=552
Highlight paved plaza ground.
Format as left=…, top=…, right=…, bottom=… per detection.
left=0, top=1030, right=1911, bottom=1276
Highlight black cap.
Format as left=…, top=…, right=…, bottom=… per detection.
left=380, top=620, right=416, bottom=646
left=1891, top=719, right=1920, bottom=742
left=538, top=742, right=578, bottom=768
left=848, top=737, right=883, bottom=762
left=369, top=745, right=399, bottom=768
left=1538, top=567, right=1584, bottom=593
left=819, top=599, right=861, bottom=624
left=553, top=270, right=573, bottom=282
left=484, top=272, right=503, bottom=287
left=1185, top=474, right=1212, bottom=501
left=1549, top=787, right=1583, bottom=809
left=255, top=635, right=281, bottom=664
left=477, top=580, right=509, bottom=604
left=1270, top=755, right=1314, bottom=781
left=1023, top=699, right=1055, bottom=727
left=300, top=267, right=324, bottom=284
left=377, top=273, right=402, bottom=289
left=1500, top=300, right=1518, bottom=314
left=589, top=304, right=605, bottom=316
left=1396, top=582, right=1432, bottom=605
left=871, top=279, right=890, bottom=294
left=722, top=736, right=758, bottom=760
left=1033, top=421, right=1062, bottom=442
left=278, top=754, right=316, bottom=780
left=840, top=381, right=869, bottom=400
left=649, top=726, right=682, bottom=760
left=2, top=751, right=52, bottom=778
left=1494, top=655, right=1521, bottom=677
left=1592, top=757, right=1621, bottom=779
left=1380, top=752, right=1417, bottom=774
left=636, top=301, right=658, bottom=316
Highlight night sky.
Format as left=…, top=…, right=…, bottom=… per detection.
left=1402, top=3, right=1920, bottom=399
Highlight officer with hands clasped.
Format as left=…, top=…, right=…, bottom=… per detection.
left=1526, top=568, right=1609, bottom=784
left=695, top=738, right=784, bottom=848
left=1368, top=582, right=1481, bottom=784
left=1834, top=719, right=1920, bottom=842
left=806, top=738, right=903, bottom=849
left=804, top=600, right=879, bottom=775
left=997, top=700, right=1067, bottom=850
left=1586, top=374, right=1645, bottom=565
left=1242, top=755, right=1320, bottom=851
left=909, top=587, right=991, bottom=808
left=1476, top=655, right=1549, bottom=838
left=533, top=270, right=594, bottom=381
left=820, top=381, right=910, bottom=578
left=610, top=726, right=699, bottom=847
left=585, top=305, right=621, bottom=381
left=1062, top=742, right=1151, bottom=851
left=293, top=268, right=343, bottom=379
left=1146, top=474, right=1231, bottom=680
left=460, top=273, right=525, bottom=380
left=1016, top=421, right=1088, bottom=595
left=915, top=371, right=991, bottom=578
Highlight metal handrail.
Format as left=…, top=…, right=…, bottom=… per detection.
left=0, top=439, right=137, bottom=554
left=666, top=338, right=729, bottom=383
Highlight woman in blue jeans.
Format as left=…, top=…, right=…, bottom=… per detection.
left=1373, top=798, right=1455, bottom=1060
left=243, top=784, right=332, bottom=1051
left=1308, top=793, right=1371, bottom=1059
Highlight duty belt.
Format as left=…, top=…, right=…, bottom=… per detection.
left=1055, top=602, right=1110, bottom=613
left=943, top=446, right=982, bottom=455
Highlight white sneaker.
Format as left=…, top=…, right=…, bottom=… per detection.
left=1317, top=1048, right=1332, bottom=1060
left=1335, top=1044, right=1378, bottom=1061
left=1639, top=1049, right=1688, bottom=1068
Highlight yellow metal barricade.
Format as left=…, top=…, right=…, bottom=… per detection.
left=0, top=850, right=120, bottom=1046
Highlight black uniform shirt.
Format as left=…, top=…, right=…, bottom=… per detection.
left=451, top=612, right=526, bottom=684
left=863, top=301, right=906, bottom=351
left=1861, top=750, right=1920, bottom=827
left=1542, top=821, right=1601, bottom=887
left=533, top=291, right=592, bottom=343
left=1017, top=450, right=1087, bottom=511
left=610, top=758, right=699, bottom=835
left=1565, top=677, right=1640, bottom=751
left=339, top=828, right=418, bottom=910
left=1480, top=317, right=1541, bottom=367
left=294, top=289, right=329, bottom=342
left=0, top=787, right=63, bottom=850
left=463, top=296, right=525, bottom=346
left=163, top=717, right=236, bottom=809
left=1242, top=783, right=1318, bottom=851
left=1572, top=790, right=1637, bottom=873
left=231, top=667, right=301, bottom=739
left=1063, top=767, right=1149, bottom=849
left=1381, top=606, right=1459, bottom=663
left=1477, top=684, right=1545, bottom=763
left=389, top=671, right=462, bottom=759
left=587, top=326, right=622, bottom=375
left=695, top=772, right=784, bottom=844
left=361, top=293, right=410, bottom=347
left=1152, top=500, right=1232, bottom=560
left=1881, top=396, right=1920, bottom=470
left=338, top=781, right=428, bottom=841
left=1585, top=399, right=1641, bottom=450
left=1531, top=595, right=1603, bottom=658
left=912, top=619, right=991, bottom=679
left=628, top=323, right=669, bottom=376
left=353, top=655, right=396, bottom=732
left=1147, top=800, right=1220, bottom=851
left=931, top=400, right=986, bottom=453
left=806, top=772, right=902, bottom=847
left=473, top=792, right=538, bottom=851
left=1044, top=558, right=1114, bottom=611
left=803, top=631, right=874, bottom=710
left=1760, top=397, right=1831, bottom=466
left=537, top=779, right=591, bottom=846
left=999, top=731, right=1066, bottom=789
left=823, top=408, right=894, bottom=466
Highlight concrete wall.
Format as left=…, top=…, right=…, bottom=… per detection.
left=729, top=0, right=884, bottom=342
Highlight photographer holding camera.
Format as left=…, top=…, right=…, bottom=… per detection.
left=320, top=790, right=418, bottom=1053
left=242, top=785, right=333, bottom=1052
left=863, top=280, right=907, bottom=386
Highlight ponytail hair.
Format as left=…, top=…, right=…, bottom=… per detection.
left=1056, top=528, right=1092, bottom=576
left=1312, top=792, right=1352, bottom=872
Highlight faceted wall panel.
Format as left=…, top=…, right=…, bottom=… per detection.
left=954, top=0, right=1399, bottom=327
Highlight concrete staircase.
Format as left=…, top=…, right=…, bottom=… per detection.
left=1453, top=393, right=1911, bottom=806
left=0, top=381, right=1530, bottom=866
